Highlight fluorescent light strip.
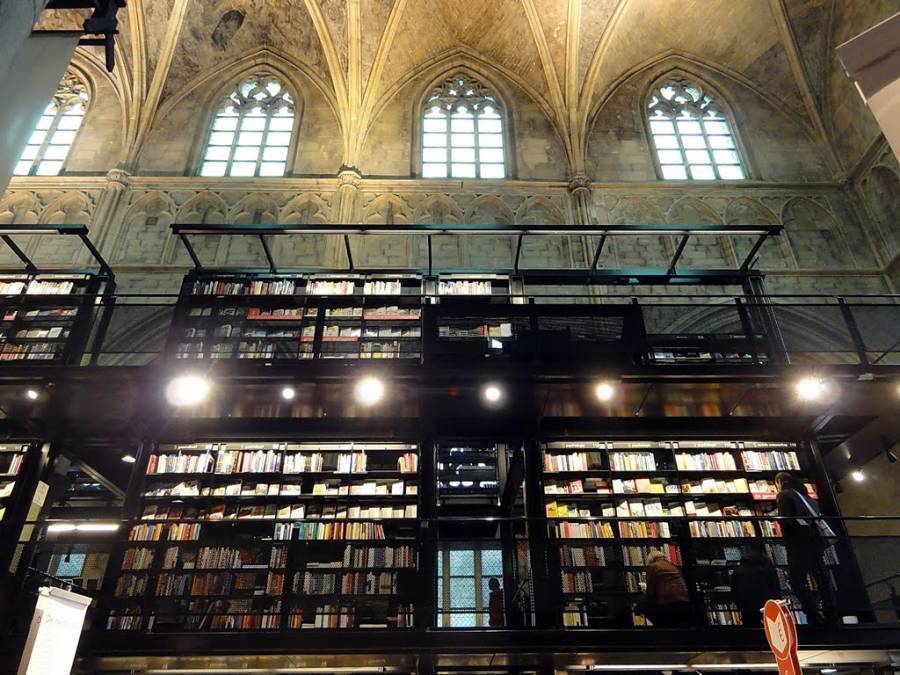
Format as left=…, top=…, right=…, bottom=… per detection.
left=587, top=666, right=689, bottom=671
left=47, top=523, right=119, bottom=533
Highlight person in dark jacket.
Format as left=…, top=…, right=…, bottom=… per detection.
left=775, top=471, right=836, bottom=624
left=640, top=550, right=692, bottom=627
left=730, top=547, right=782, bottom=626
left=487, top=577, right=505, bottom=627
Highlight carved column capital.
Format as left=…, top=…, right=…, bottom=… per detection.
left=337, top=165, right=363, bottom=190
left=567, top=172, right=592, bottom=197
left=105, top=168, right=131, bottom=191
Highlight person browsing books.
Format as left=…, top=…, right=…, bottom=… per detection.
left=638, top=550, right=692, bottom=627
left=775, top=471, right=837, bottom=625
left=729, top=547, right=782, bottom=626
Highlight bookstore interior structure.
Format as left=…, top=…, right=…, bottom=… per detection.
left=0, top=223, right=897, bottom=675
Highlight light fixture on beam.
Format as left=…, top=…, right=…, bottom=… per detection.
left=794, top=375, right=830, bottom=402
left=166, top=374, right=211, bottom=407
left=25, top=388, right=40, bottom=401
left=595, top=381, right=616, bottom=402
left=482, top=383, right=504, bottom=405
left=850, top=468, right=865, bottom=482
left=355, top=376, right=385, bottom=407
left=281, top=386, right=296, bottom=401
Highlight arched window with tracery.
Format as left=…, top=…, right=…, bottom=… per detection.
left=421, top=75, right=506, bottom=179
left=200, top=75, right=295, bottom=178
left=14, top=73, right=88, bottom=177
left=647, top=77, right=745, bottom=181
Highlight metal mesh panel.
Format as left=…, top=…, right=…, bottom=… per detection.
left=537, top=315, right=624, bottom=342
left=849, top=303, right=900, bottom=365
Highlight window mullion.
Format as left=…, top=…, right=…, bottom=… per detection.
left=474, top=550, right=483, bottom=626
left=226, top=110, right=242, bottom=176
left=673, top=116, right=688, bottom=178
left=257, top=108, right=273, bottom=177
left=473, top=112, right=481, bottom=179
left=32, top=109, right=61, bottom=176
left=700, top=117, right=717, bottom=180
left=445, top=110, right=452, bottom=178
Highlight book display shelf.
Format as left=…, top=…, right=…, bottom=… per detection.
left=107, top=441, right=420, bottom=632
left=0, top=444, right=30, bottom=523
left=0, top=274, right=102, bottom=364
left=542, top=439, right=834, bottom=628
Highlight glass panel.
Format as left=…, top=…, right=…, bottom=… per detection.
left=43, top=103, right=57, bottom=115
left=423, top=148, right=447, bottom=163
left=422, top=163, right=447, bottom=178
left=656, top=149, right=683, bottom=164
left=449, top=612, right=477, bottom=627
left=35, top=160, right=63, bottom=176
left=209, top=131, right=235, bottom=146
left=713, top=149, right=739, bottom=164
left=214, top=116, right=238, bottom=131
left=19, top=145, right=39, bottom=161
left=237, top=131, right=264, bottom=146
left=262, top=146, right=288, bottom=162
left=451, top=163, right=476, bottom=178
left=708, top=135, right=734, bottom=149
left=704, top=120, right=729, bottom=135
left=450, top=133, right=475, bottom=148
left=200, top=161, right=228, bottom=177
left=240, top=116, right=266, bottom=131
left=479, top=148, right=503, bottom=163
left=423, top=133, right=446, bottom=147
left=233, top=146, right=259, bottom=161
left=259, top=162, right=286, bottom=177
left=449, top=550, right=474, bottom=576
left=689, top=164, right=715, bottom=180
left=451, top=148, right=475, bottom=163
left=718, top=164, right=745, bottom=180
left=661, top=165, right=687, bottom=180
left=13, top=160, right=32, bottom=176
left=57, top=116, right=83, bottom=131
left=50, top=130, right=77, bottom=145
left=268, top=117, right=293, bottom=132
left=204, top=146, right=230, bottom=161
left=676, top=121, right=702, bottom=135
left=653, top=135, right=678, bottom=149
left=43, top=145, right=69, bottom=160
left=450, top=578, right=475, bottom=607
left=650, top=120, right=675, bottom=134
left=36, top=116, right=54, bottom=131
left=481, top=549, right=502, bottom=576
left=478, top=134, right=503, bottom=148
left=680, top=135, right=706, bottom=149
left=266, top=131, right=291, bottom=146
left=28, top=130, right=47, bottom=145
left=685, top=149, right=710, bottom=164
left=479, top=163, right=505, bottom=179
left=424, top=118, right=447, bottom=133
left=451, top=117, right=474, bottom=133
left=229, top=161, right=257, bottom=176
left=477, top=118, right=502, bottom=133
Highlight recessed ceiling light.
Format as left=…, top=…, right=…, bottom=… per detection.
left=25, top=389, right=39, bottom=401
left=121, top=454, right=136, bottom=464
left=483, top=384, right=503, bottom=404
left=281, top=386, right=296, bottom=401
left=166, top=374, right=211, bottom=407
left=795, top=376, right=829, bottom=401
left=355, top=377, right=385, bottom=406
left=850, top=468, right=865, bottom=482
left=595, top=381, right=616, bottom=402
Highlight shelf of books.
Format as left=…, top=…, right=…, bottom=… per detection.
left=107, top=441, right=420, bottom=633
left=0, top=274, right=101, bottom=364
left=0, top=444, right=29, bottom=523
left=542, top=439, right=832, bottom=628
left=171, top=274, right=424, bottom=361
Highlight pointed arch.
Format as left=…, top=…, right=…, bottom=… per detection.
left=364, top=194, right=412, bottom=225
left=115, top=191, right=175, bottom=265
left=781, top=197, right=847, bottom=269
left=414, top=195, right=463, bottom=224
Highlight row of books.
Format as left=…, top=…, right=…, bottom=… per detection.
left=11, top=327, right=68, bottom=339
left=610, top=452, right=657, bottom=471
left=544, top=452, right=604, bottom=473
left=622, top=544, right=682, bottom=566
left=437, top=323, right=513, bottom=339
left=561, top=571, right=593, bottom=593
left=192, top=279, right=299, bottom=296
left=296, top=571, right=398, bottom=595
left=741, top=451, right=801, bottom=472
left=0, top=280, right=76, bottom=295
left=675, top=452, right=738, bottom=471
left=625, top=571, right=646, bottom=593
left=559, top=545, right=608, bottom=568
left=184, top=325, right=308, bottom=339
left=0, top=343, right=61, bottom=360
left=273, top=521, right=387, bottom=541
left=688, top=520, right=756, bottom=538
left=619, top=522, right=671, bottom=539
left=141, top=502, right=416, bottom=522
left=553, top=521, right=614, bottom=539
left=2, top=308, right=76, bottom=321
left=343, top=545, right=416, bottom=569
left=147, top=451, right=419, bottom=477
left=159, top=546, right=287, bottom=570
left=129, top=523, right=201, bottom=542
left=0, top=454, right=24, bottom=476
left=545, top=476, right=815, bottom=501
left=121, top=547, right=155, bottom=571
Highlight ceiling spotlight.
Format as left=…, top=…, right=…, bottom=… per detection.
left=355, top=377, right=385, bottom=407
left=482, top=384, right=503, bottom=404
left=850, top=468, right=865, bottom=482
left=820, top=668, right=838, bottom=674
left=25, top=389, right=39, bottom=401
left=165, top=374, right=211, bottom=407
left=281, top=386, right=296, bottom=401
left=595, top=381, right=616, bottom=402
left=794, top=376, right=829, bottom=402
left=121, top=454, right=136, bottom=464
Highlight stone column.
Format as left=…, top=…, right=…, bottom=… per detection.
left=568, top=172, right=596, bottom=273
left=334, top=165, right=362, bottom=267
left=0, top=0, right=51, bottom=79
left=91, top=168, right=131, bottom=261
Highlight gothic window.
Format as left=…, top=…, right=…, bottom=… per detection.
left=200, top=75, right=295, bottom=178
left=14, top=73, right=88, bottom=177
left=422, top=75, right=506, bottom=180
left=647, top=78, right=745, bottom=181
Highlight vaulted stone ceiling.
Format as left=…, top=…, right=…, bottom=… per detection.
left=35, top=0, right=891, bottom=175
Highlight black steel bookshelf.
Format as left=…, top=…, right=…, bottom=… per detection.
left=541, top=439, right=836, bottom=628
left=107, top=440, right=420, bottom=633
